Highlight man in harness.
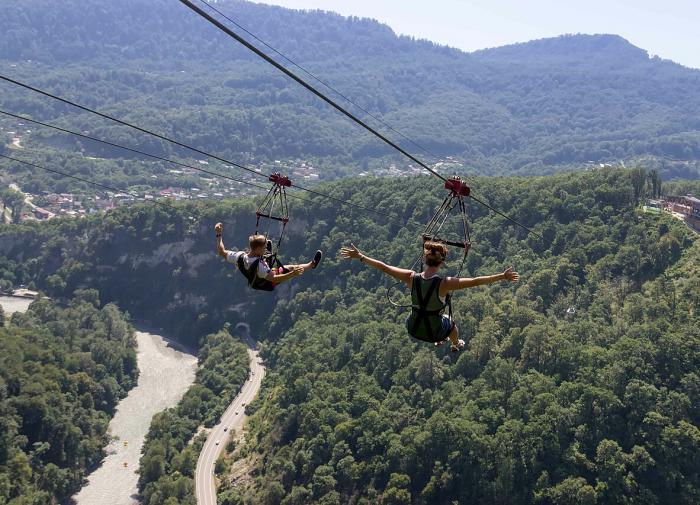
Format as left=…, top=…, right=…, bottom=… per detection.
left=215, top=222, right=322, bottom=291
left=340, top=241, right=519, bottom=352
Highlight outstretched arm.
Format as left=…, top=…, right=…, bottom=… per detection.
left=215, top=222, right=227, bottom=258
left=340, top=244, right=413, bottom=286
left=442, top=267, right=519, bottom=292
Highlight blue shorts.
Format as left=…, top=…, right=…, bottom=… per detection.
left=405, top=314, right=454, bottom=342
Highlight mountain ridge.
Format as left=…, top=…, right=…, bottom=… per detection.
left=1, top=0, right=699, bottom=180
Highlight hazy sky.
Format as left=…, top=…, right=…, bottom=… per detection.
left=253, top=0, right=700, bottom=69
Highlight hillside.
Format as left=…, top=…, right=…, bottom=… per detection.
left=0, top=169, right=698, bottom=502
left=1, top=0, right=699, bottom=186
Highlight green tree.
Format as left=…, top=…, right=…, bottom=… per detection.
left=0, top=189, right=25, bottom=224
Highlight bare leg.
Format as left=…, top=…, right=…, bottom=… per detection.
left=448, top=324, right=459, bottom=347
left=287, top=249, right=322, bottom=271
left=285, top=262, right=313, bottom=270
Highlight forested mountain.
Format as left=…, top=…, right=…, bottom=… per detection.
left=1, top=0, right=700, bottom=184
left=0, top=293, right=137, bottom=504
left=0, top=168, right=697, bottom=503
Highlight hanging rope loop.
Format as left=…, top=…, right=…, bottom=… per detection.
left=255, top=172, right=292, bottom=261
left=387, top=176, right=472, bottom=309
left=422, top=176, right=471, bottom=258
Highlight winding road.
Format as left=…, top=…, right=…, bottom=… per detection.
left=195, top=347, right=265, bottom=505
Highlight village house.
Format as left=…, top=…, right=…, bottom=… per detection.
left=666, top=195, right=700, bottom=219
left=32, top=207, right=54, bottom=220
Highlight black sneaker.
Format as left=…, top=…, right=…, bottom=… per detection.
left=310, top=250, right=323, bottom=269
left=266, top=240, right=273, bottom=253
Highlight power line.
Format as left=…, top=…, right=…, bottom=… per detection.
left=198, top=0, right=456, bottom=168
left=0, top=74, right=396, bottom=220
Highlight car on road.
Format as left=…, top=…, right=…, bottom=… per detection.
left=224, top=427, right=228, bottom=432
left=235, top=411, right=239, bottom=415
left=215, top=440, right=220, bottom=445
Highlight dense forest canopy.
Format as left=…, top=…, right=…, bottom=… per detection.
left=0, top=168, right=698, bottom=503
left=224, top=170, right=700, bottom=505
left=0, top=292, right=137, bottom=504
left=1, top=0, right=700, bottom=188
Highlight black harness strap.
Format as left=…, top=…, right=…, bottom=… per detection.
left=237, top=255, right=257, bottom=284
left=237, top=255, right=275, bottom=291
left=265, top=253, right=284, bottom=271
left=411, top=275, right=444, bottom=341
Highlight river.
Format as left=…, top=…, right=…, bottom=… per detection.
left=71, top=330, right=197, bottom=505
left=0, top=297, right=198, bottom=505
left=0, top=295, right=32, bottom=315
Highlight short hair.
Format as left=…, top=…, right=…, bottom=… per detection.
left=424, top=241, right=448, bottom=267
left=249, top=234, right=267, bottom=250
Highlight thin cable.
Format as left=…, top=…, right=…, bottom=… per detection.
left=199, top=0, right=454, bottom=168
left=290, top=181, right=396, bottom=219
left=0, top=152, right=246, bottom=237
left=0, top=75, right=263, bottom=180
left=0, top=153, right=181, bottom=213
left=177, top=0, right=448, bottom=183
left=0, top=109, right=389, bottom=219
left=0, top=75, right=396, bottom=220
left=0, top=109, right=271, bottom=192
left=469, top=193, right=543, bottom=240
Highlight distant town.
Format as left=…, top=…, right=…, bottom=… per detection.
left=0, top=155, right=453, bottom=223
left=2, top=120, right=466, bottom=222
left=645, top=194, right=700, bottom=234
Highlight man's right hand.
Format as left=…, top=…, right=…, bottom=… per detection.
left=215, top=222, right=223, bottom=234
left=503, top=267, right=520, bottom=282
left=340, top=244, right=362, bottom=260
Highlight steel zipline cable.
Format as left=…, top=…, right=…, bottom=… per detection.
left=198, top=0, right=456, bottom=169
left=0, top=74, right=396, bottom=221
left=0, top=110, right=269, bottom=190
left=0, top=108, right=414, bottom=229
left=0, top=151, right=258, bottom=233
left=177, top=0, right=541, bottom=239
left=177, top=0, right=448, bottom=183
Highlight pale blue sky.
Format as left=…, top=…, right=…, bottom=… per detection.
left=254, top=0, right=700, bottom=69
